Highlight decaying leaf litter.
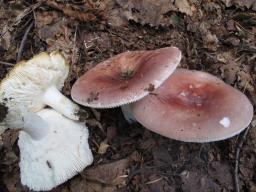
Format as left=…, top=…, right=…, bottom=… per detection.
left=0, top=0, right=256, bottom=191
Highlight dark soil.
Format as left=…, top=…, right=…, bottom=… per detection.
left=0, top=0, right=256, bottom=192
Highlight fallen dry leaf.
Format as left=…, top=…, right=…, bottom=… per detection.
left=35, top=11, right=76, bottom=63
left=45, top=0, right=102, bottom=22
left=222, top=60, right=240, bottom=85
left=82, top=158, right=129, bottom=187
left=180, top=170, right=221, bottom=192
left=147, top=174, right=175, bottom=192
left=98, top=140, right=110, bottom=154
left=222, top=0, right=256, bottom=10
left=116, top=0, right=177, bottom=26
left=86, top=180, right=120, bottom=192
left=175, top=0, right=194, bottom=16
left=199, top=22, right=219, bottom=50
left=69, top=177, right=88, bottom=192
left=208, top=161, right=234, bottom=191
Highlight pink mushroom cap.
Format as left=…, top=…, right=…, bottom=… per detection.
left=131, top=69, right=254, bottom=142
left=71, top=47, right=181, bottom=108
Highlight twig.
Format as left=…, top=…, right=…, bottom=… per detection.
left=146, top=177, right=163, bottom=185
left=106, top=28, right=130, bottom=42
left=71, top=24, right=78, bottom=65
left=234, top=21, right=255, bottom=35
left=0, top=61, right=14, bottom=66
left=234, top=126, right=250, bottom=192
left=17, top=21, right=34, bottom=62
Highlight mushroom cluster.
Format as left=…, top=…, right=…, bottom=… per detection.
left=0, top=47, right=253, bottom=191
left=0, top=52, right=93, bottom=191
left=71, top=46, right=253, bottom=143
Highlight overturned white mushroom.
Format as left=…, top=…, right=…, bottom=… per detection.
left=19, top=109, right=93, bottom=191
left=0, top=52, right=87, bottom=133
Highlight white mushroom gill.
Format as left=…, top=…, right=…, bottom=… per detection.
left=19, top=109, right=93, bottom=191
left=0, top=51, right=87, bottom=121
left=219, top=117, right=230, bottom=128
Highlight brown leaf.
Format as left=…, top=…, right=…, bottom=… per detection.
left=45, top=1, right=101, bottom=22
left=208, top=161, right=234, bottom=190
left=82, top=159, right=129, bottom=186
left=98, top=140, right=110, bottom=154
left=35, top=11, right=76, bottom=63
left=222, top=0, right=256, bottom=10
left=175, top=0, right=195, bottom=16
left=116, top=0, right=177, bottom=26
left=199, top=22, right=219, bottom=50
left=180, top=170, right=221, bottom=192
left=147, top=174, right=175, bottom=192
left=70, top=177, right=88, bottom=192
left=86, top=180, right=119, bottom=192
left=222, top=60, right=240, bottom=85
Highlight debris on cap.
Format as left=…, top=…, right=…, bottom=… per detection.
left=131, top=69, right=253, bottom=142
left=18, top=108, right=93, bottom=191
left=71, top=46, right=181, bottom=108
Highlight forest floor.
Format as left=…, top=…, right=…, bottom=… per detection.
left=0, top=0, right=256, bottom=192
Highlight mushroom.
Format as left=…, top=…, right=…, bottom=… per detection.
left=71, top=47, right=181, bottom=121
left=18, top=108, right=93, bottom=191
left=130, top=69, right=253, bottom=142
left=0, top=51, right=87, bottom=131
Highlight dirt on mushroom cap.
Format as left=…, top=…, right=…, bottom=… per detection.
left=131, top=69, right=253, bottom=142
left=71, top=47, right=181, bottom=108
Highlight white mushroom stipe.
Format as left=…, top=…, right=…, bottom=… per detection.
left=22, top=111, right=49, bottom=140
left=219, top=117, right=230, bottom=128
left=2, top=107, right=49, bottom=140
left=43, top=86, right=81, bottom=120
left=18, top=109, right=93, bottom=191
left=121, top=104, right=137, bottom=123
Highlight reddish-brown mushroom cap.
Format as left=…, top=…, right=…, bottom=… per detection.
left=130, top=69, right=253, bottom=142
left=71, top=47, right=181, bottom=108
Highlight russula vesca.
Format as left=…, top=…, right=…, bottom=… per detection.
left=0, top=51, right=87, bottom=133
left=19, top=109, right=93, bottom=191
left=71, top=47, right=181, bottom=108
left=130, top=69, right=253, bottom=142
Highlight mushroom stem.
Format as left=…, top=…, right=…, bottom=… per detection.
left=121, top=104, right=137, bottom=123
left=4, top=108, right=49, bottom=140
left=22, top=111, right=49, bottom=140
left=43, top=86, right=80, bottom=120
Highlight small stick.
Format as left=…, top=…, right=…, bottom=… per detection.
left=234, top=126, right=250, bottom=192
left=71, top=24, right=78, bottom=65
left=0, top=61, right=14, bottom=66
left=17, top=21, right=34, bottom=62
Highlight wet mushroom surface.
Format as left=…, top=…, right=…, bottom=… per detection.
left=71, top=47, right=181, bottom=108
left=131, top=69, right=253, bottom=142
